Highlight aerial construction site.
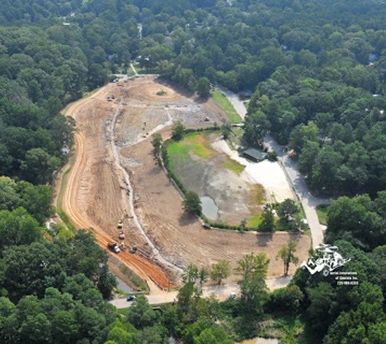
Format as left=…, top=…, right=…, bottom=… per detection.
left=59, top=75, right=310, bottom=291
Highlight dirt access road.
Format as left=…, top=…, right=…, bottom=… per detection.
left=61, top=75, right=310, bottom=291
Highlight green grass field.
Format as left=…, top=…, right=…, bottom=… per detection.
left=212, top=89, right=242, bottom=123
left=167, top=141, right=191, bottom=170
left=247, top=214, right=262, bottom=228
left=316, top=204, right=329, bottom=225
left=222, top=156, right=245, bottom=174
left=168, top=132, right=217, bottom=164
left=186, top=133, right=217, bottom=158
left=168, top=132, right=245, bottom=175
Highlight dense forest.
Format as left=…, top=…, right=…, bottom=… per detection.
left=1, top=0, right=386, bottom=196
left=0, top=0, right=385, bottom=343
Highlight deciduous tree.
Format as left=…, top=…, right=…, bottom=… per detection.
left=172, top=120, right=185, bottom=141
left=210, top=260, right=231, bottom=285
left=276, top=241, right=299, bottom=276
left=196, top=77, right=211, bottom=98
left=183, top=191, right=202, bottom=215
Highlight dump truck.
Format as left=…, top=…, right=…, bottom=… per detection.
left=108, top=243, right=121, bottom=253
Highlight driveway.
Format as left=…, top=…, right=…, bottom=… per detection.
left=264, top=134, right=331, bottom=248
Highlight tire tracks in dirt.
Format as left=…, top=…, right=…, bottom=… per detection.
left=61, top=88, right=172, bottom=291
left=109, top=101, right=183, bottom=274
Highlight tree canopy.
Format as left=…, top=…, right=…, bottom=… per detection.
left=0, top=1, right=385, bottom=343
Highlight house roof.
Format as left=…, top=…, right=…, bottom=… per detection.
left=243, top=148, right=267, bottom=161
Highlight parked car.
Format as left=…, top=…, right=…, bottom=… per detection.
left=126, top=295, right=136, bottom=302
left=108, top=243, right=120, bottom=253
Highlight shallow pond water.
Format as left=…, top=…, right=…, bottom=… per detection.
left=200, top=196, right=219, bottom=220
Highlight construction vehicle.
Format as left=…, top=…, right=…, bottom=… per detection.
left=119, top=242, right=126, bottom=251
left=108, top=243, right=121, bottom=253
left=129, top=245, right=137, bottom=254
left=203, top=223, right=211, bottom=229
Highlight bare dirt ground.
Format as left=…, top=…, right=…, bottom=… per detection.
left=61, top=76, right=311, bottom=290
left=123, top=129, right=309, bottom=278
left=61, top=83, right=172, bottom=291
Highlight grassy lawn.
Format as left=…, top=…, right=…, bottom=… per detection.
left=212, top=89, right=242, bottom=123
left=223, top=156, right=245, bottom=174
left=167, top=141, right=191, bottom=169
left=316, top=204, right=329, bottom=225
left=186, top=133, right=217, bottom=159
left=168, top=132, right=217, bottom=165
left=169, top=132, right=244, bottom=174
left=247, top=214, right=262, bottom=228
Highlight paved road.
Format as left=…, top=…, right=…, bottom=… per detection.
left=264, top=135, right=331, bottom=248
left=216, top=85, right=247, bottom=120
left=219, top=87, right=331, bottom=248
left=110, top=276, right=291, bottom=309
